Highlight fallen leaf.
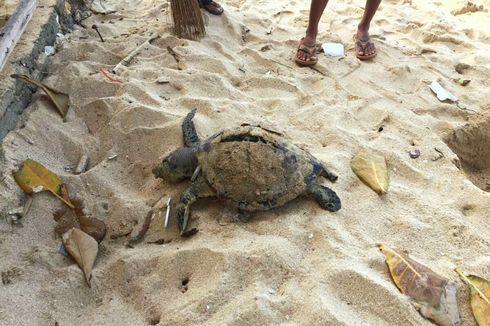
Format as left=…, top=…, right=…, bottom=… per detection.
left=455, top=269, right=490, bottom=326
left=378, top=244, right=460, bottom=326
left=351, top=150, right=390, bottom=194
left=11, top=74, right=70, bottom=120
left=14, top=159, right=74, bottom=208
left=54, top=199, right=107, bottom=243
left=63, top=228, right=98, bottom=287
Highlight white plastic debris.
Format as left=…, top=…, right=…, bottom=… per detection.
left=164, top=197, right=171, bottom=228
left=44, top=46, right=56, bottom=56
left=430, top=80, right=458, bottom=102
left=321, top=42, right=345, bottom=57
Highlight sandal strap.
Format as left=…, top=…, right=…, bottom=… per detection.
left=354, top=36, right=375, bottom=51
left=297, top=42, right=316, bottom=55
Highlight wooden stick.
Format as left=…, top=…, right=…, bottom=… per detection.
left=0, top=0, right=38, bottom=73
left=111, top=32, right=158, bottom=74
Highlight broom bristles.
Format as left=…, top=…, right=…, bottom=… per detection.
left=170, top=0, right=206, bottom=40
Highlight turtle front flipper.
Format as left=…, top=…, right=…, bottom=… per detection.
left=183, top=109, right=200, bottom=148
left=177, top=175, right=215, bottom=237
left=306, top=183, right=341, bottom=212
left=320, top=163, right=338, bottom=182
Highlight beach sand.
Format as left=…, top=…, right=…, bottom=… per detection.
left=1, top=0, right=489, bottom=325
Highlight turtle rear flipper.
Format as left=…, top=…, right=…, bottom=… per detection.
left=183, top=109, right=200, bottom=147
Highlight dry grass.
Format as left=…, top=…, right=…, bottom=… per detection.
left=170, top=0, right=205, bottom=40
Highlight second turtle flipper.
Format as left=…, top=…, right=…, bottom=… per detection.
left=182, top=109, right=201, bottom=148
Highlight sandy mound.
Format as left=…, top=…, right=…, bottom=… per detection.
left=1, top=0, right=489, bottom=325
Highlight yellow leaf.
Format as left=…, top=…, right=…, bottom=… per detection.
left=63, top=228, right=98, bottom=287
left=14, top=159, right=74, bottom=208
left=11, top=74, right=70, bottom=121
left=351, top=150, right=389, bottom=194
left=378, top=244, right=460, bottom=326
left=456, top=269, right=490, bottom=326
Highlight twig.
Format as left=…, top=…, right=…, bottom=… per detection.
left=23, top=196, right=33, bottom=217
left=309, top=65, right=328, bottom=76
left=111, top=33, right=159, bottom=74
left=432, top=147, right=445, bottom=161
left=126, top=210, right=154, bottom=247
left=269, top=58, right=293, bottom=69
left=91, top=25, right=105, bottom=42
left=167, top=46, right=183, bottom=70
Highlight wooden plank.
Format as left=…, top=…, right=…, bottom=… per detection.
left=0, top=0, right=39, bottom=73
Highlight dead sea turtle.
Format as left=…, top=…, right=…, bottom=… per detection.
left=153, top=109, right=341, bottom=236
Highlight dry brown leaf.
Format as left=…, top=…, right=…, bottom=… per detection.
left=63, top=228, right=98, bottom=287
left=456, top=269, right=490, bottom=326
left=351, top=150, right=390, bottom=194
left=11, top=74, right=70, bottom=121
left=14, top=159, right=74, bottom=208
left=378, top=244, right=460, bottom=326
left=54, top=199, right=107, bottom=243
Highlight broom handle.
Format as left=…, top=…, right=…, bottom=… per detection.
left=111, top=32, right=159, bottom=74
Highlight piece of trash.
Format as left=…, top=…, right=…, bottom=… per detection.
left=408, top=149, right=421, bottom=159
left=454, top=78, right=470, bottom=86
left=44, top=46, right=56, bottom=56
left=75, top=153, right=89, bottom=174
left=164, top=197, right=171, bottom=228
left=57, top=243, right=68, bottom=257
left=430, top=80, right=458, bottom=102
left=156, top=77, right=170, bottom=84
left=321, top=42, right=345, bottom=57
left=100, top=68, right=123, bottom=83
left=108, top=154, right=118, bottom=160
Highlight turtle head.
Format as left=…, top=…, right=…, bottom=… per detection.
left=307, top=183, right=341, bottom=212
left=319, top=188, right=341, bottom=212
left=153, top=147, right=198, bottom=182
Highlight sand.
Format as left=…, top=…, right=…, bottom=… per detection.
left=1, top=0, right=489, bottom=325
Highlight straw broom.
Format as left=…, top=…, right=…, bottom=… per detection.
left=170, top=0, right=205, bottom=40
